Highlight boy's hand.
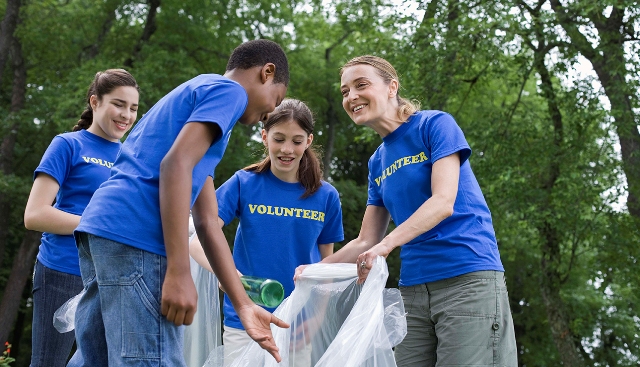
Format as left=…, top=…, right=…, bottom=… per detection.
left=161, top=269, right=197, bottom=326
left=237, top=304, right=290, bottom=362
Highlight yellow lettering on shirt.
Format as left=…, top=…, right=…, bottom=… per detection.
left=246, top=204, right=326, bottom=222
left=373, top=151, right=429, bottom=187
left=82, top=156, right=114, bottom=169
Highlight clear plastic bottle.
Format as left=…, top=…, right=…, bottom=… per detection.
left=240, top=275, right=285, bottom=308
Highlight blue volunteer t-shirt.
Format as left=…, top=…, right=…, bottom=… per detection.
left=367, top=110, right=504, bottom=286
left=76, top=74, right=248, bottom=255
left=35, top=129, right=121, bottom=276
left=219, top=170, right=344, bottom=329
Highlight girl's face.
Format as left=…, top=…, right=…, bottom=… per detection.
left=88, top=86, right=139, bottom=142
left=262, top=118, right=313, bottom=183
left=340, top=64, right=398, bottom=127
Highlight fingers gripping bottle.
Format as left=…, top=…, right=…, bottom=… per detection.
left=240, top=275, right=285, bottom=308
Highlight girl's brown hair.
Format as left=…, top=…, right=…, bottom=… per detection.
left=340, top=55, right=420, bottom=120
left=244, top=99, right=323, bottom=198
left=73, top=69, right=139, bottom=131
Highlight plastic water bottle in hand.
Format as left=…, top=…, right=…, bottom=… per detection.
left=240, top=275, right=284, bottom=308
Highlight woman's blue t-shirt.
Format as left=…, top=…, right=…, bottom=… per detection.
left=218, top=170, right=344, bottom=329
left=76, top=74, right=248, bottom=255
left=34, top=129, right=121, bottom=275
left=367, top=110, right=504, bottom=286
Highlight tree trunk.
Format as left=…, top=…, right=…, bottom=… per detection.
left=81, top=0, right=119, bottom=60
left=527, top=8, right=586, bottom=364
left=321, top=31, right=351, bottom=179
left=539, top=225, right=585, bottom=367
left=0, top=15, right=26, bottom=268
left=322, top=102, right=337, bottom=179
left=0, top=230, right=41, bottom=344
left=124, top=0, right=161, bottom=68
left=0, top=0, right=21, bottom=86
left=550, top=0, right=640, bottom=219
left=10, top=305, right=27, bottom=360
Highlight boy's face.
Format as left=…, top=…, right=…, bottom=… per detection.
left=238, top=67, right=287, bottom=125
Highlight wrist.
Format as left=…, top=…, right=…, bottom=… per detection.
left=377, top=237, right=397, bottom=256
left=229, top=291, right=254, bottom=310
left=166, top=258, right=190, bottom=276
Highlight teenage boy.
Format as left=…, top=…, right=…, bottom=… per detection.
left=69, top=39, right=290, bottom=367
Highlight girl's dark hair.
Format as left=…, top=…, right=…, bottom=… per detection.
left=73, top=69, right=139, bottom=131
left=244, top=99, right=323, bottom=198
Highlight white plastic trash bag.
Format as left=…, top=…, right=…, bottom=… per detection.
left=184, top=255, right=222, bottom=367
left=199, top=256, right=406, bottom=367
left=53, top=288, right=85, bottom=333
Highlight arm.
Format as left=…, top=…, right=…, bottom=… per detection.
left=321, top=205, right=391, bottom=264
left=159, top=121, right=221, bottom=327
left=192, top=177, right=288, bottom=362
left=188, top=217, right=225, bottom=273
left=355, top=152, right=461, bottom=282
left=24, top=173, right=80, bottom=234
left=318, top=243, right=334, bottom=259
left=293, top=206, right=389, bottom=281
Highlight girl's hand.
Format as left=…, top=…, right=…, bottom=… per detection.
left=293, top=264, right=309, bottom=282
left=236, top=304, right=289, bottom=362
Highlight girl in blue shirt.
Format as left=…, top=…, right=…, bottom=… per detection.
left=24, top=69, right=139, bottom=367
left=304, top=55, right=518, bottom=366
left=190, top=99, right=344, bottom=364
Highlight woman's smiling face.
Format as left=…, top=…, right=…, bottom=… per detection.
left=340, top=64, right=397, bottom=127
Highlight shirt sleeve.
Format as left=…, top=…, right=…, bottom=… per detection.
left=421, top=111, right=472, bottom=165
left=34, top=135, right=73, bottom=185
left=216, top=172, right=242, bottom=225
left=317, top=186, right=345, bottom=244
left=366, top=154, right=384, bottom=207
left=188, top=82, right=248, bottom=145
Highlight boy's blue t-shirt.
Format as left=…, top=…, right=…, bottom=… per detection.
left=76, top=74, right=248, bottom=255
left=367, top=110, right=504, bottom=286
left=219, top=170, right=344, bottom=329
left=34, top=129, right=121, bottom=276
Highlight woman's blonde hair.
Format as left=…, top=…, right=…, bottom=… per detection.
left=340, top=55, right=420, bottom=120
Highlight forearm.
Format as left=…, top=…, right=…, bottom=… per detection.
left=24, top=174, right=79, bottom=234
left=24, top=207, right=80, bottom=235
left=321, top=238, right=373, bottom=264
left=195, top=222, right=253, bottom=309
left=188, top=235, right=213, bottom=272
left=322, top=205, right=391, bottom=263
left=318, top=243, right=334, bottom=259
left=159, top=159, right=192, bottom=275
left=192, top=179, right=253, bottom=310
left=378, top=193, right=454, bottom=252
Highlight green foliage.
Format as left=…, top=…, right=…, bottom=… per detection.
left=1, top=0, right=639, bottom=365
left=0, top=342, right=15, bottom=367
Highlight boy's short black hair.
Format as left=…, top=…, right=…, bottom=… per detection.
left=226, top=39, right=289, bottom=86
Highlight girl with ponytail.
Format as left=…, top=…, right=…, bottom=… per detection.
left=24, top=69, right=139, bottom=367
left=190, top=98, right=344, bottom=365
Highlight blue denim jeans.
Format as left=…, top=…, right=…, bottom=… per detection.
left=394, top=271, right=518, bottom=367
left=67, top=233, right=186, bottom=367
left=30, top=260, right=83, bottom=367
